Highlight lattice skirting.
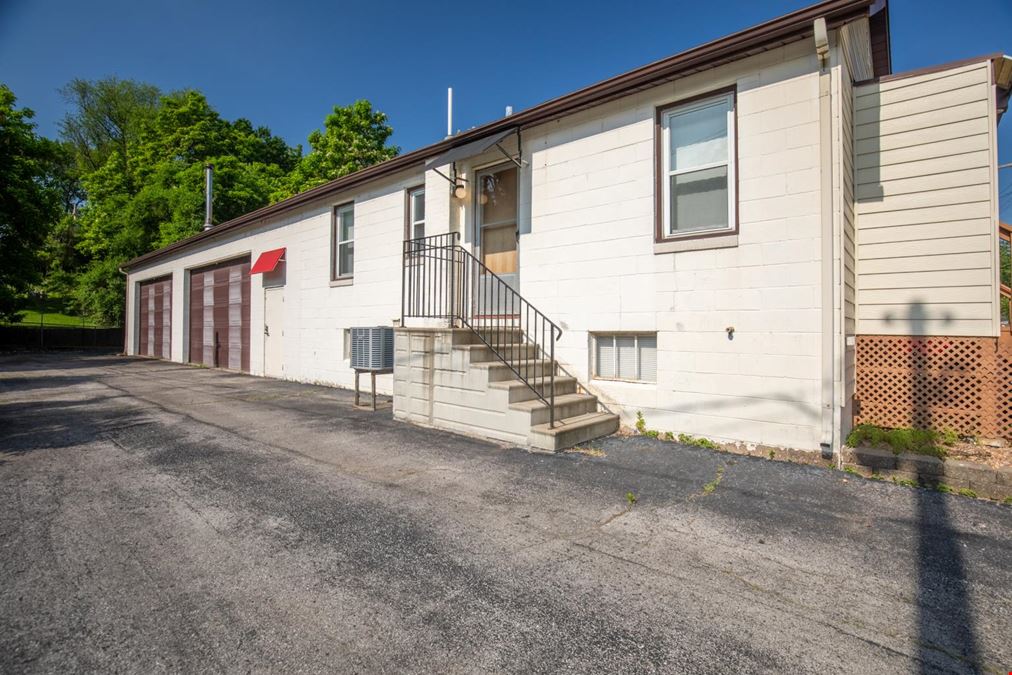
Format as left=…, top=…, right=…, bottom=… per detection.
left=855, top=335, right=1012, bottom=440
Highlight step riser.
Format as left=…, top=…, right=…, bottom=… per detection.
left=466, top=345, right=540, bottom=363
left=529, top=416, right=620, bottom=452
left=484, top=363, right=557, bottom=383
left=527, top=398, right=599, bottom=426
left=505, top=379, right=577, bottom=403
left=453, top=328, right=525, bottom=345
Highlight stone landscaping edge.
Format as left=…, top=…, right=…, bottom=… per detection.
left=841, top=446, right=1012, bottom=501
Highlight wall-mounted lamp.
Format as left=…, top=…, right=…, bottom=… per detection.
left=453, top=182, right=467, bottom=200
left=726, top=326, right=735, bottom=340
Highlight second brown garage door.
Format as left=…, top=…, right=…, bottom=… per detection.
left=188, top=257, right=251, bottom=372
left=138, top=277, right=172, bottom=358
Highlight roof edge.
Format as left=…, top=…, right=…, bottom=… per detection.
left=124, top=0, right=878, bottom=272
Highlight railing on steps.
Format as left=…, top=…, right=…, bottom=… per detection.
left=401, top=232, right=562, bottom=427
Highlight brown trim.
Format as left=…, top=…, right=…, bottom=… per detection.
left=331, top=201, right=355, bottom=282
left=868, top=4, right=891, bottom=77
left=123, top=0, right=878, bottom=272
left=404, top=184, right=425, bottom=241
left=653, top=85, right=739, bottom=246
left=853, top=53, right=1003, bottom=87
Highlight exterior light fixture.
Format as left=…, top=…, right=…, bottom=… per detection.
left=453, top=183, right=467, bottom=200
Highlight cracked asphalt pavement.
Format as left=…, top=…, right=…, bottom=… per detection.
left=1, top=352, right=1010, bottom=673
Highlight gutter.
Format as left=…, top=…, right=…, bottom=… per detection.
left=122, top=0, right=879, bottom=273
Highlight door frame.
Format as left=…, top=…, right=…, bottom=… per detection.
left=262, top=285, right=284, bottom=378
left=136, top=274, right=172, bottom=359
left=472, top=161, right=520, bottom=276
left=186, top=255, right=252, bottom=372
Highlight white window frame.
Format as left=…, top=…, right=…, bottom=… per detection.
left=333, top=202, right=354, bottom=280
left=592, top=333, right=657, bottom=383
left=660, top=92, right=736, bottom=239
left=407, top=186, right=425, bottom=241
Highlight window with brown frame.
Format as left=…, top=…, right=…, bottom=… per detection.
left=332, top=202, right=354, bottom=280
left=655, top=89, right=737, bottom=242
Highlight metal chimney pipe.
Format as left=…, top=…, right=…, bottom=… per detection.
left=203, top=164, right=214, bottom=231
left=446, top=88, right=453, bottom=138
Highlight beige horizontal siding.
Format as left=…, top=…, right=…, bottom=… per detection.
left=854, top=61, right=997, bottom=337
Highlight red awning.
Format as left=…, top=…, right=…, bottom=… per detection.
left=251, top=247, right=286, bottom=274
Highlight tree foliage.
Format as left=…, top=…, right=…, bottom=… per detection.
left=276, top=100, right=398, bottom=199
left=0, top=85, right=65, bottom=322
left=5, top=77, right=399, bottom=327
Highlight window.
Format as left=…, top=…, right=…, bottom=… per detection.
left=333, top=203, right=354, bottom=279
left=660, top=92, right=735, bottom=238
left=593, top=334, right=657, bottom=383
left=407, top=186, right=425, bottom=240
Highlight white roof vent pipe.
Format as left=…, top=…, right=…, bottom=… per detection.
left=446, top=87, right=453, bottom=138
left=203, top=163, right=214, bottom=231
left=505, top=105, right=513, bottom=117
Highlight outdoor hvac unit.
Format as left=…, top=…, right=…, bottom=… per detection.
left=350, top=326, right=394, bottom=371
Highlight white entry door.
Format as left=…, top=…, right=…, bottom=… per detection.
left=475, top=163, right=519, bottom=317
left=263, top=286, right=284, bottom=378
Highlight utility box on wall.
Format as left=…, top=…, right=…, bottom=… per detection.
left=350, top=326, right=394, bottom=371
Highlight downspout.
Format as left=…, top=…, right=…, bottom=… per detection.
left=815, top=17, right=835, bottom=460
left=119, top=265, right=129, bottom=355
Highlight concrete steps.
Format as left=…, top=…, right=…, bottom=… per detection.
left=455, top=339, right=618, bottom=451
left=529, top=412, right=621, bottom=452
left=395, top=327, right=618, bottom=452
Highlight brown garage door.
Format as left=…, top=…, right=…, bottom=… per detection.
left=188, top=257, right=251, bottom=372
left=137, top=277, right=172, bottom=358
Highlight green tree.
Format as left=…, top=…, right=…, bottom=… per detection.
left=0, top=85, right=64, bottom=322
left=277, top=100, right=398, bottom=199
left=59, top=78, right=160, bottom=175
left=68, top=86, right=300, bottom=324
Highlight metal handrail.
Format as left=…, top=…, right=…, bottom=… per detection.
left=401, top=232, right=563, bottom=426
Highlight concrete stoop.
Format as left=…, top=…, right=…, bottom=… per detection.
left=393, top=327, right=619, bottom=451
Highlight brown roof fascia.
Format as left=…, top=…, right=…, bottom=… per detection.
left=124, top=0, right=878, bottom=272
left=854, top=52, right=1007, bottom=87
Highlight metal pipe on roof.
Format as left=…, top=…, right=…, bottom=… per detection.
left=203, top=164, right=214, bottom=231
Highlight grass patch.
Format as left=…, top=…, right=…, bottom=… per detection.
left=634, top=413, right=720, bottom=450
left=6, top=309, right=106, bottom=328
left=676, top=433, right=719, bottom=450
left=702, top=466, right=725, bottom=495
left=846, top=423, right=955, bottom=459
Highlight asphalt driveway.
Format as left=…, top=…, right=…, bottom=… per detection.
left=1, top=352, right=1010, bottom=673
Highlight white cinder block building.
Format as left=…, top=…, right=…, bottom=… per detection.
left=123, top=0, right=1012, bottom=454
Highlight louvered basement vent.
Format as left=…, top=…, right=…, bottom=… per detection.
left=350, top=326, right=394, bottom=370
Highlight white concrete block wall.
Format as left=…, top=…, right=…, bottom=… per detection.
left=124, top=28, right=876, bottom=453
left=515, top=39, right=832, bottom=451
left=125, top=169, right=422, bottom=393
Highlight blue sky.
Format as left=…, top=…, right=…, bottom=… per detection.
left=1, top=0, right=1010, bottom=218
